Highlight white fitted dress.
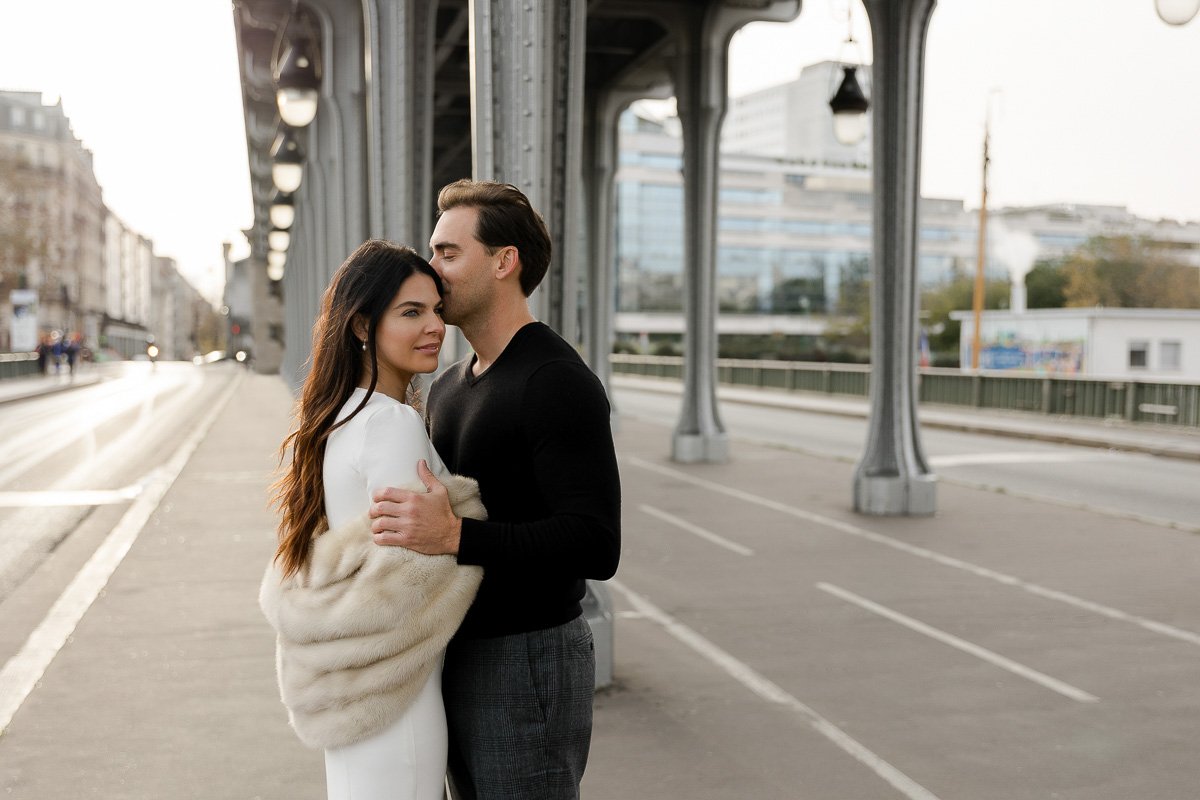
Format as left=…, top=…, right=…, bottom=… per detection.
left=320, top=387, right=452, bottom=800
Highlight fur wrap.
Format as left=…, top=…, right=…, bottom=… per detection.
left=259, top=474, right=486, bottom=750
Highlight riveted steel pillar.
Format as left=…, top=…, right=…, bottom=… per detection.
left=374, top=0, right=438, bottom=248
left=468, top=0, right=586, bottom=337
left=582, top=89, right=638, bottom=403
left=671, top=13, right=727, bottom=463
left=853, top=0, right=938, bottom=515
left=668, top=1, right=799, bottom=464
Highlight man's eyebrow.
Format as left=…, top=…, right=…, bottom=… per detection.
left=430, top=239, right=460, bottom=251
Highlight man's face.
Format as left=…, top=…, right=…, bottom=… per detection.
left=429, top=206, right=499, bottom=327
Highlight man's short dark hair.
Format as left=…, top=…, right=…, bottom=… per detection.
left=436, top=179, right=552, bottom=297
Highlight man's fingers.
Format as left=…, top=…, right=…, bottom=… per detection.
left=417, top=460, right=444, bottom=493
left=371, top=486, right=417, bottom=504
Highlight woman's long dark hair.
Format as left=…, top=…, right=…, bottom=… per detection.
left=271, top=239, right=443, bottom=577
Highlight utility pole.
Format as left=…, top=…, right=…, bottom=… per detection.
left=970, top=104, right=992, bottom=370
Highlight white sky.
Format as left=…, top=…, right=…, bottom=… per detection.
left=1, top=0, right=1197, bottom=304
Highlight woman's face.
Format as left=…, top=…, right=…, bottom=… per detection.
left=370, top=272, right=445, bottom=382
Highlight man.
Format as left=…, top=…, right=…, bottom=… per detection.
left=369, top=179, right=621, bottom=799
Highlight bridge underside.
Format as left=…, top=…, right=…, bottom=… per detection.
left=232, top=0, right=937, bottom=516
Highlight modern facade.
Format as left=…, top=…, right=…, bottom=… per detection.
left=615, top=62, right=1200, bottom=340
left=616, top=106, right=980, bottom=328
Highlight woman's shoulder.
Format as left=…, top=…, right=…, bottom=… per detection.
left=360, top=396, right=428, bottom=438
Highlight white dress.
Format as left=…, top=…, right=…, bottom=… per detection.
left=321, top=387, right=452, bottom=800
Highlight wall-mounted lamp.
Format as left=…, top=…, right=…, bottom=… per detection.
left=271, top=128, right=304, bottom=194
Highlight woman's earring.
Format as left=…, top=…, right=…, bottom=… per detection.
left=360, top=340, right=367, bottom=352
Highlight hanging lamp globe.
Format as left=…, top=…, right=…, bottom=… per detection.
left=829, top=65, right=870, bottom=146
left=1155, top=0, right=1200, bottom=24
left=271, top=128, right=305, bottom=193
left=269, top=189, right=295, bottom=230
left=275, top=40, right=320, bottom=127
left=268, top=228, right=291, bottom=252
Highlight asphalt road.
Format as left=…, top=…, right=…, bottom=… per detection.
left=612, top=384, right=1200, bottom=532
left=0, top=362, right=240, bottom=602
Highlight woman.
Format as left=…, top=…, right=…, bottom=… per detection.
left=260, top=240, right=485, bottom=800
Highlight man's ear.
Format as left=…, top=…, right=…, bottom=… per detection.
left=495, top=246, right=520, bottom=281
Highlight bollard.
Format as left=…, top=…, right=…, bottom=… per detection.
left=581, top=580, right=614, bottom=689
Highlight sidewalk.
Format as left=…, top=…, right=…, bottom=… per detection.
left=0, top=364, right=108, bottom=405
left=614, top=374, right=1200, bottom=462
left=0, top=372, right=321, bottom=798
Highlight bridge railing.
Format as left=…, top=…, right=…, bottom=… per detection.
left=609, top=354, right=1200, bottom=428
left=0, top=352, right=40, bottom=381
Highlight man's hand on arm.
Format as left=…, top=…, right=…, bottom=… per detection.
left=368, top=460, right=462, bottom=555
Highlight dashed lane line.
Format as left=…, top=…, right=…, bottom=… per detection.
left=623, top=455, right=1200, bottom=649
left=609, top=578, right=942, bottom=800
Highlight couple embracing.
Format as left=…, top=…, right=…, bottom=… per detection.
left=260, top=180, right=622, bottom=799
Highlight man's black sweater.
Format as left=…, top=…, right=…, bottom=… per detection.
left=427, top=322, right=621, bottom=639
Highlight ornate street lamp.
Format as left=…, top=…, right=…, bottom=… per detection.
left=268, top=228, right=291, bottom=252
left=275, top=38, right=320, bottom=127
left=829, top=65, right=870, bottom=146
left=269, top=189, right=295, bottom=230
left=267, top=249, right=286, bottom=281
left=271, top=128, right=305, bottom=194
left=1155, top=0, right=1200, bottom=24
left=828, top=4, right=870, bottom=147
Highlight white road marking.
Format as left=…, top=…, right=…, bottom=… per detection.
left=929, top=452, right=1107, bottom=468
left=817, top=583, right=1099, bottom=704
left=623, top=455, right=1200, bottom=648
left=0, top=486, right=143, bottom=507
left=638, top=503, right=754, bottom=556
left=609, top=578, right=941, bottom=800
left=0, top=372, right=243, bottom=737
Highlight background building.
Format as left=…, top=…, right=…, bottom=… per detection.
left=0, top=91, right=104, bottom=351
left=1, top=91, right=217, bottom=360
left=615, top=62, right=1200, bottom=355
left=950, top=308, right=1200, bottom=379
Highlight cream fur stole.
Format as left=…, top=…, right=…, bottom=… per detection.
left=259, top=474, right=486, bottom=750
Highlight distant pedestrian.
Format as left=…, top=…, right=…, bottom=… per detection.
left=66, top=334, right=80, bottom=375
left=35, top=335, right=50, bottom=374
left=260, top=240, right=481, bottom=800
left=50, top=334, right=64, bottom=374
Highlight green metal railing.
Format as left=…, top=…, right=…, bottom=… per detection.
left=610, top=354, right=1200, bottom=428
left=0, top=352, right=40, bottom=380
